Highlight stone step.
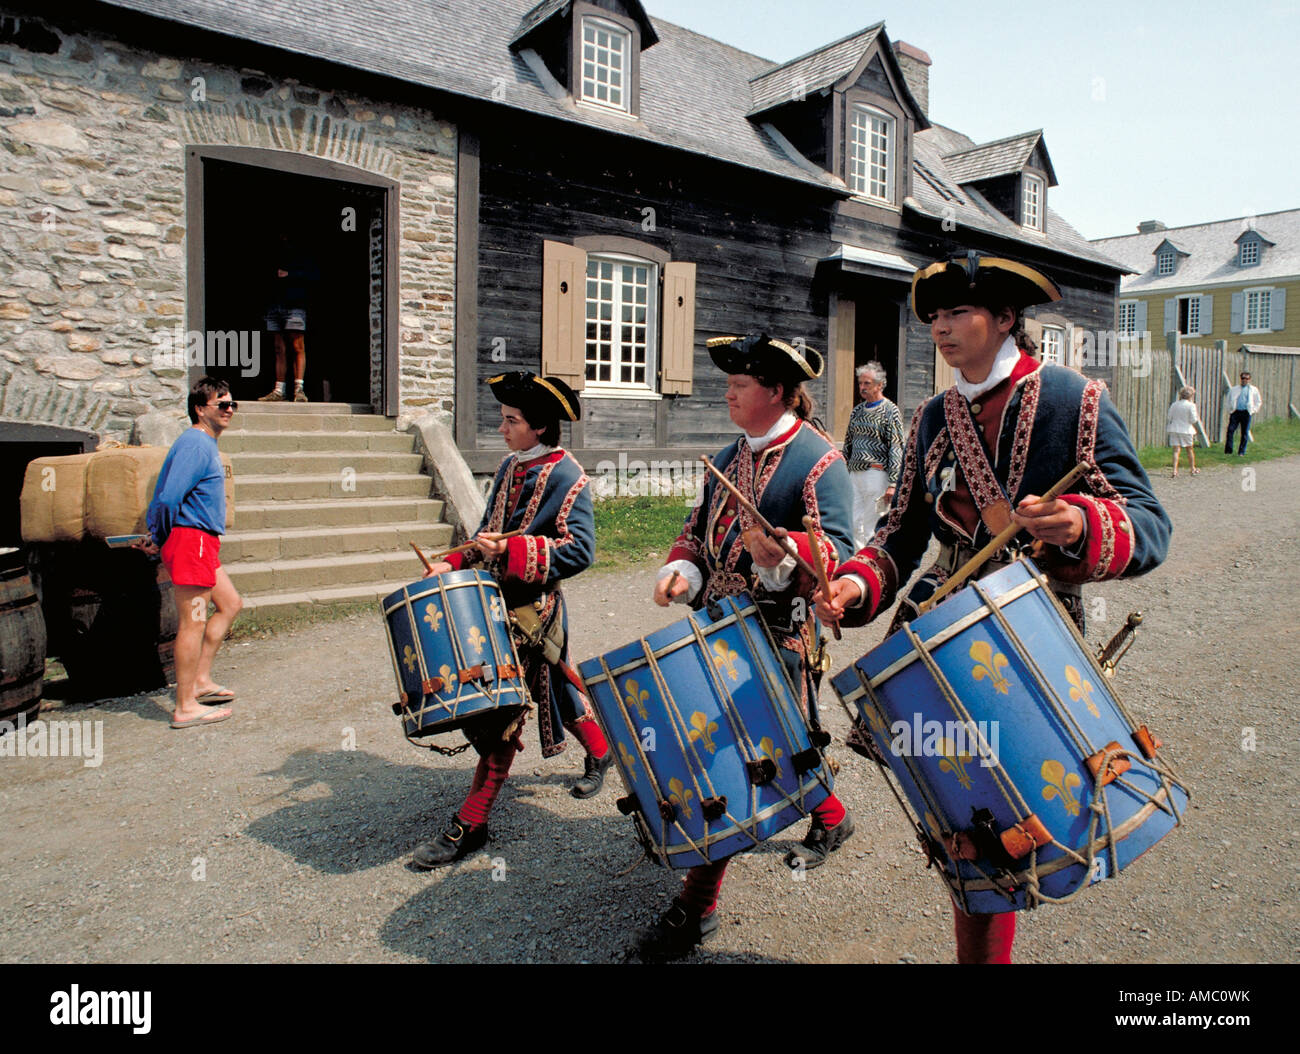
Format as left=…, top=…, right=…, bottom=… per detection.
left=237, top=401, right=373, bottom=414
left=234, top=496, right=446, bottom=531
left=226, top=550, right=434, bottom=596
left=220, top=430, right=416, bottom=454
left=221, top=520, right=453, bottom=563
left=234, top=472, right=432, bottom=503
left=227, top=450, right=425, bottom=476
left=230, top=412, right=395, bottom=433
left=241, top=579, right=427, bottom=619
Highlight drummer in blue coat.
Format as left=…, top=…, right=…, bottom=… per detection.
left=642, top=332, right=857, bottom=960
left=816, top=253, right=1172, bottom=962
left=411, top=372, right=612, bottom=868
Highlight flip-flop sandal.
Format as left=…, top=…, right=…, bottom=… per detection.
left=170, top=708, right=233, bottom=730
left=196, top=687, right=237, bottom=704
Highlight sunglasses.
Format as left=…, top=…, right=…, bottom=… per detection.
left=212, top=400, right=238, bottom=412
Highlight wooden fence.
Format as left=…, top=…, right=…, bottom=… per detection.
left=1111, top=336, right=1300, bottom=450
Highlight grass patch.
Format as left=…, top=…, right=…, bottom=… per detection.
left=1137, top=417, right=1300, bottom=472
left=592, top=494, right=690, bottom=571
left=226, top=600, right=379, bottom=642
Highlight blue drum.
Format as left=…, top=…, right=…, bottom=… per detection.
left=381, top=570, right=529, bottom=739
left=579, top=594, right=833, bottom=869
left=830, top=558, right=1188, bottom=914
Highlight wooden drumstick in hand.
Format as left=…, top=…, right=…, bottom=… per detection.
left=410, top=541, right=434, bottom=574
left=802, top=515, right=841, bottom=641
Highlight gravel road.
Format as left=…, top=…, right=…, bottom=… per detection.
left=2, top=456, right=1297, bottom=964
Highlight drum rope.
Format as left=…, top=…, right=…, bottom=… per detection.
left=602, top=650, right=671, bottom=865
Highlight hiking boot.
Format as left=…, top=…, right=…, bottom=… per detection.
left=636, top=899, right=719, bottom=962
left=412, top=815, right=488, bottom=869
left=784, top=811, right=855, bottom=871
left=257, top=389, right=285, bottom=402
left=293, top=388, right=308, bottom=402
left=571, top=748, right=614, bottom=799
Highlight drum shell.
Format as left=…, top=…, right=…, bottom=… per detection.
left=831, top=558, right=1187, bottom=914
left=381, top=569, right=529, bottom=737
left=0, top=547, right=46, bottom=727
left=579, top=594, right=833, bottom=869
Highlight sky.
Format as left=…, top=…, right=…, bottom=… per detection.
left=643, top=0, right=1299, bottom=240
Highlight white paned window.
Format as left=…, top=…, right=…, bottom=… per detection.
left=1118, top=301, right=1138, bottom=336
left=1040, top=325, right=1064, bottom=365
left=1239, top=240, right=1260, bottom=267
left=848, top=105, right=894, bottom=203
left=585, top=254, right=657, bottom=390
left=1156, top=250, right=1175, bottom=276
left=1022, top=174, right=1044, bottom=231
left=1177, top=295, right=1201, bottom=335
left=581, top=18, right=630, bottom=112
left=1244, top=289, right=1272, bottom=332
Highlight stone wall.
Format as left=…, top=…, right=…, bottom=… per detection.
left=0, top=8, right=456, bottom=441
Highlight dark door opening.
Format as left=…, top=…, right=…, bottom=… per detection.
left=853, top=290, right=902, bottom=404
left=202, top=159, right=384, bottom=406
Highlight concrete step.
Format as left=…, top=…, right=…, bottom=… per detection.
left=227, top=450, right=425, bottom=476
left=226, top=549, right=434, bottom=596
left=237, top=401, right=373, bottom=414
left=234, top=496, right=446, bottom=531
left=234, top=472, right=432, bottom=503
left=241, top=579, right=429, bottom=619
left=231, top=411, right=395, bottom=433
left=220, top=430, right=416, bottom=454
left=221, top=520, right=453, bottom=562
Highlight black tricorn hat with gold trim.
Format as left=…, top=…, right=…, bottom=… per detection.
left=706, top=332, right=824, bottom=385
left=911, top=251, right=1061, bottom=322
left=487, top=371, right=581, bottom=423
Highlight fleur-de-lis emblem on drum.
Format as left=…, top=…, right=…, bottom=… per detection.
left=758, top=736, right=784, bottom=766
left=711, top=639, right=740, bottom=682
left=622, top=678, right=649, bottom=720
left=402, top=645, right=418, bottom=674
left=489, top=596, right=505, bottom=623
left=863, top=704, right=887, bottom=737
left=1041, top=758, right=1083, bottom=817
left=667, top=777, right=694, bottom=820
left=439, top=664, right=453, bottom=689
left=1065, top=665, right=1099, bottom=718
left=468, top=625, right=486, bottom=655
left=688, top=711, right=719, bottom=754
left=969, top=640, right=1011, bottom=695
left=422, top=603, right=443, bottom=633
left=937, top=737, right=974, bottom=791
left=618, top=742, right=638, bottom=780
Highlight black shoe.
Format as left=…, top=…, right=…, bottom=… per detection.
left=784, top=811, right=855, bottom=871
left=636, top=899, right=719, bottom=962
left=571, top=748, right=614, bottom=799
left=412, top=815, right=488, bottom=869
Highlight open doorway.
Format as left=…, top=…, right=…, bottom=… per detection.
left=853, top=290, right=903, bottom=405
left=201, top=158, right=385, bottom=406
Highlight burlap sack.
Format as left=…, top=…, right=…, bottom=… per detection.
left=85, top=446, right=170, bottom=538
left=19, top=452, right=94, bottom=542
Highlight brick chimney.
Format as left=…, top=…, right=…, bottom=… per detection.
left=893, top=40, right=931, bottom=117
left=1137, top=219, right=1167, bottom=234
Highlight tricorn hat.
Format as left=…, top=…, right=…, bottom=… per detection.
left=911, top=251, right=1061, bottom=322
left=706, top=332, right=823, bottom=385
left=487, top=371, right=581, bottom=423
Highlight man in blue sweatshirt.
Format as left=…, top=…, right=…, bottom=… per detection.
left=146, top=376, right=242, bottom=729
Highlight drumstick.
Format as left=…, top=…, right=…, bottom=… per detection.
left=700, top=455, right=816, bottom=577
left=802, top=515, right=841, bottom=641
left=666, top=569, right=681, bottom=597
left=409, top=541, right=434, bottom=574
left=427, top=528, right=525, bottom=563
left=918, top=461, right=1092, bottom=613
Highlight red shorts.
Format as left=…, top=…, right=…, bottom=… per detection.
left=161, top=526, right=221, bottom=588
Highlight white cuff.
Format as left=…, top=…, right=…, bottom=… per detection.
left=1059, top=508, right=1090, bottom=560
left=755, top=551, right=797, bottom=592
left=842, top=573, right=870, bottom=608
left=658, top=560, right=703, bottom=604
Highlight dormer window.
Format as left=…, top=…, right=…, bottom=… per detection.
left=580, top=17, right=630, bottom=112
left=1156, top=249, right=1176, bottom=276
left=848, top=104, right=894, bottom=203
left=1239, top=239, right=1260, bottom=267
left=1022, top=173, right=1044, bottom=231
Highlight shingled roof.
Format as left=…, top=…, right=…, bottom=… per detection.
left=942, top=129, right=1057, bottom=186
left=1092, top=210, right=1300, bottom=291
left=747, top=23, right=882, bottom=115
left=511, top=0, right=659, bottom=49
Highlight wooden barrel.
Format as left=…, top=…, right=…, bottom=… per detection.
left=0, top=546, right=47, bottom=726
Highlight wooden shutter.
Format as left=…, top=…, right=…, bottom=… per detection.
left=1070, top=325, right=1086, bottom=368
left=1023, top=317, right=1043, bottom=354
left=1163, top=298, right=1176, bottom=335
left=660, top=260, right=696, bottom=395
left=1135, top=300, right=1148, bottom=334
left=541, top=240, right=587, bottom=388
left=1230, top=292, right=1244, bottom=333
left=1199, top=295, right=1214, bottom=335
left=1270, top=288, right=1286, bottom=331
left=831, top=298, right=856, bottom=440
